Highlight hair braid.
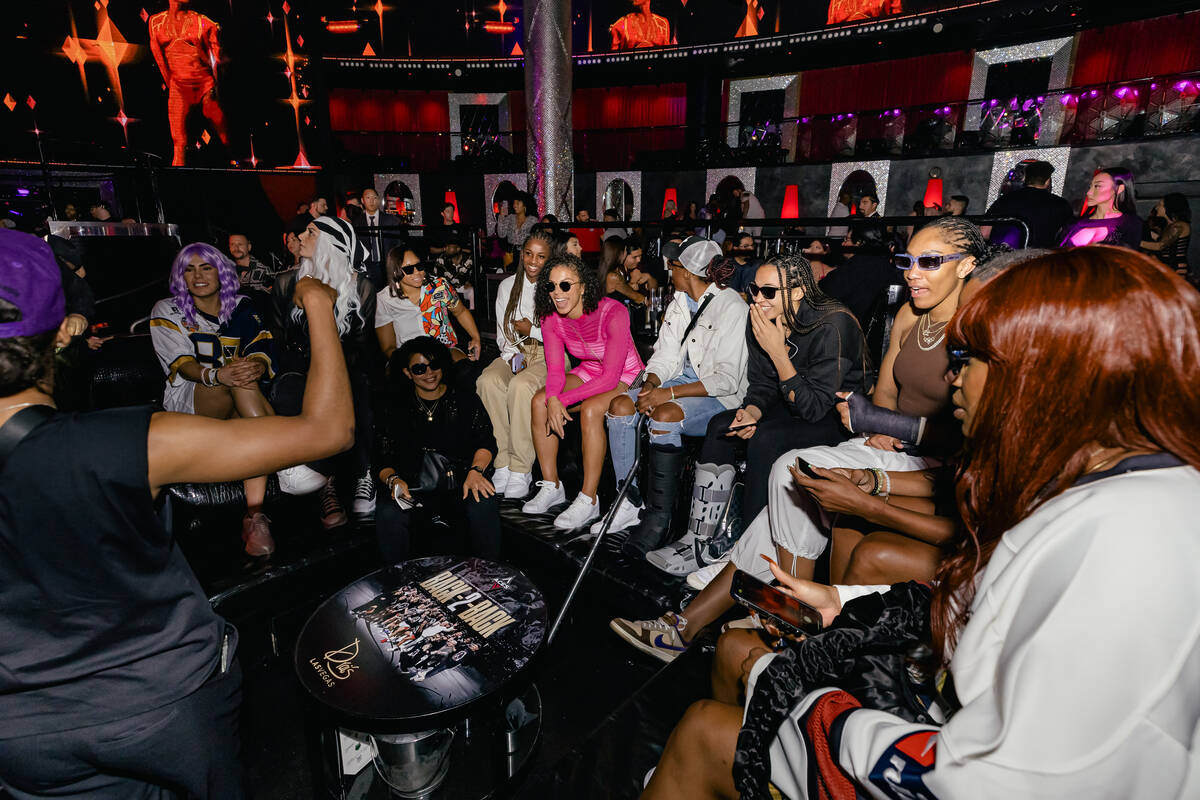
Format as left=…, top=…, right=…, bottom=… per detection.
left=769, top=254, right=841, bottom=333
left=503, top=229, right=556, bottom=343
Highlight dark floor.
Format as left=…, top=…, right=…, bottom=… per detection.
left=179, top=481, right=717, bottom=800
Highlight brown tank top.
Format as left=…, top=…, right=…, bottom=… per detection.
left=892, top=315, right=952, bottom=417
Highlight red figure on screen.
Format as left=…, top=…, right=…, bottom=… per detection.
left=149, top=0, right=230, bottom=166
left=610, top=0, right=672, bottom=50
left=827, top=0, right=903, bottom=24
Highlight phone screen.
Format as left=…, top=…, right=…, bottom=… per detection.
left=730, top=570, right=823, bottom=635
left=794, top=457, right=824, bottom=480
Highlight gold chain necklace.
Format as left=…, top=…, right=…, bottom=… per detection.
left=917, top=312, right=949, bottom=351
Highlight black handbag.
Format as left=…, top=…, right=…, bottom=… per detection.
left=409, top=449, right=460, bottom=495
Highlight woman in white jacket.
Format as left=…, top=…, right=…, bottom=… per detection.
left=603, top=237, right=748, bottom=558
left=643, top=246, right=1200, bottom=800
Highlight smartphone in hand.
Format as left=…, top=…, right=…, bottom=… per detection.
left=794, top=457, right=825, bottom=480
left=729, top=569, right=823, bottom=637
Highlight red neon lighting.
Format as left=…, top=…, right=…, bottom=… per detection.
left=483, top=21, right=516, bottom=34
left=781, top=185, right=799, bottom=219
left=444, top=191, right=461, bottom=223
left=661, top=187, right=677, bottom=218
left=923, top=178, right=943, bottom=211
left=325, top=20, right=360, bottom=33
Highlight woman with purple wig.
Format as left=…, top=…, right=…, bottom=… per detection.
left=150, top=242, right=277, bottom=556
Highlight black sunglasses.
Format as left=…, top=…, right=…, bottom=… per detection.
left=408, top=361, right=444, bottom=376
left=400, top=263, right=424, bottom=275
left=543, top=279, right=578, bottom=293
left=746, top=283, right=780, bottom=300
left=946, top=347, right=974, bottom=377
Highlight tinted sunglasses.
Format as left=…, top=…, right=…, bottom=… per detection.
left=399, top=263, right=424, bottom=275
left=408, top=361, right=444, bottom=376
left=946, top=347, right=974, bottom=377
left=893, top=253, right=967, bottom=271
left=543, top=279, right=578, bottom=293
left=746, top=283, right=780, bottom=300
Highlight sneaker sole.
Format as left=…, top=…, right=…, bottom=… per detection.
left=686, top=568, right=724, bottom=591
left=645, top=553, right=700, bottom=576
left=554, top=513, right=599, bottom=531
left=608, top=619, right=683, bottom=663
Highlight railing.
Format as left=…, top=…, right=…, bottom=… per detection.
left=333, top=69, right=1200, bottom=172
left=352, top=214, right=1029, bottom=336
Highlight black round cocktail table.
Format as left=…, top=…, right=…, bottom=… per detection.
left=294, top=557, right=546, bottom=798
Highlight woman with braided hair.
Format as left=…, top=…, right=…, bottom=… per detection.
left=611, top=252, right=869, bottom=661
left=476, top=229, right=555, bottom=500
left=611, top=218, right=995, bottom=662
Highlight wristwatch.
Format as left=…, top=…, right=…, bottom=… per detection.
left=468, top=465, right=486, bottom=475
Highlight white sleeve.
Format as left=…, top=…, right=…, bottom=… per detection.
left=494, top=277, right=516, bottom=364
left=831, top=499, right=1200, bottom=800
left=149, top=299, right=194, bottom=385
left=695, top=297, right=748, bottom=400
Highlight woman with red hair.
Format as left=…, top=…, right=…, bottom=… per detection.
left=644, top=246, right=1200, bottom=800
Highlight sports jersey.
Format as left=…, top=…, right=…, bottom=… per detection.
left=150, top=296, right=274, bottom=412
left=746, top=457, right=1200, bottom=800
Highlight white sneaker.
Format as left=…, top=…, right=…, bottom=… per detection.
left=646, top=532, right=701, bottom=576
left=590, top=497, right=643, bottom=534
left=491, top=466, right=512, bottom=494
left=352, top=473, right=375, bottom=518
left=553, top=493, right=600, bottom=530
left=277, top=464, right=327, bottom=495
left=686, top=559, right=729, bottom=591
left=521, top=480, right=567, bottom=514
left=504, top=471, right=533, bottom=500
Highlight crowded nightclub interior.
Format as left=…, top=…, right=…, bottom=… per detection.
left=1, top=0, right=1199, bottom=797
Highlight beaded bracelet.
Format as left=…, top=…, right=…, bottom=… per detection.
left=868, top=467, right=890, bottom=497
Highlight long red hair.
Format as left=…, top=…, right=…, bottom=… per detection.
left=932, top=246, right=1200, bottom=657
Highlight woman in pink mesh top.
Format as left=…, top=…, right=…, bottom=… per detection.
left=521, top=254, right=645, bottom=530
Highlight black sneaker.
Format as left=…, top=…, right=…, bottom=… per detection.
left=352, top=473, right=375, bottom=519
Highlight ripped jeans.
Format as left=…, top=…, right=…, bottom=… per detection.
left=605, top=377, right=727, bottom=481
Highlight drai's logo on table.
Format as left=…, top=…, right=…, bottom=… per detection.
left=310, top=639, right=361, bottom=687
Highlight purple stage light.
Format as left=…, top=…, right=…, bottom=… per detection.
left=1089, top=89, right=1099, bottom=98
left=1174, top=80, right=1193, bottom=92
left=1037, top=96, right=1045, bottom=103
left=1114, top=87, right=1128, bottom=99
left=1060, top=94, right=1074, bottom=105
left=15, top=188, right=30, bottom=197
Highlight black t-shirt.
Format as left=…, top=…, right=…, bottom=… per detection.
left=0, top=406, right=224, bottom=737
left=985, top=186, right=1076, bottom=248
left=819, top=254, right=895, bottom=326
left=374, top=386, right=497, bottom=484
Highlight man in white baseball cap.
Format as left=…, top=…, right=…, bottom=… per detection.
left=600, top=234, right=751, bottom=579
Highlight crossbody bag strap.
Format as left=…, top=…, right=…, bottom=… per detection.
left=0, top=405, right=55, bottom=471
left=678, top=293, right=716, bottom=344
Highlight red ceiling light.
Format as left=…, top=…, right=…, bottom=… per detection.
left=781, top=185, right=799, bottom=219
left=482, top=21, right=516, bottom=34
left=325, top=19, right=360, bottom=33
left=661, top=187, right=678, bottom=218
left=444, top=191, right=461, bottom=223
left=923, top=177, right=944, bottom=211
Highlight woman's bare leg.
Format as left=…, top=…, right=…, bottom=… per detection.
left=843, top=529, right=942, bottom=585
left=774, top=544, right=816, bottom=581
left=530, top=375, right=583, bottom=486
left=578, top=383, right=629, bottom=498
left=230, top=385, right=274, bottom=515
left=711, top=628, right=773, bottom=705
left=829, top=526, right=865, bottom=584
left=642, top=699, right=742, bottom=800
left=676, top=562, right=738, bottom=640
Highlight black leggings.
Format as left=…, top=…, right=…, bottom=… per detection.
left=700, top=407, right=845, bottom=523
left=270, top=368, right=373, bottom=477
left=375, top=489, right=502, bottom=564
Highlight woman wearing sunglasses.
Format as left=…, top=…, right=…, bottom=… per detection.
left=644, top=246, right=1200, bottom=800
left=374, top=246, right=482, bottom=362
left=522, top=254, right=645, bottom=530
left=374, top=336, right=500, bottom=562
left=610, top=253, right=868, bottom=660
left=476, top=230, right=556, bottom=502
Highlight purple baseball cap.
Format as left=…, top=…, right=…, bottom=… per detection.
left=0, top=229, right=65, bottom=338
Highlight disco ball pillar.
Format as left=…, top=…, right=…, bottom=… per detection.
left=525, top=0, right=574, bottom=219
